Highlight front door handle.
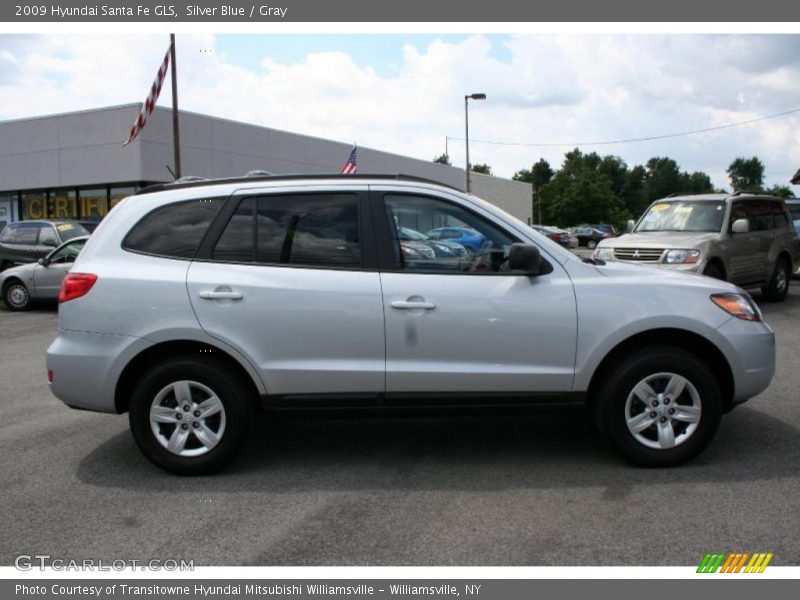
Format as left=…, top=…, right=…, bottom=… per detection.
left=391, top=300, right=436, bottom=310
left=199, top=290, right=243, bottom=300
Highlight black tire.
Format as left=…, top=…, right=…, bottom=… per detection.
left=587, top=239, right=598, bottom=250
left=129, top=356, right=255, bottom=475
left=3, top=279, right=31, bottom=311
left=594, top=345, right=722, bottom=467
left=761, top=258, right=790, bottom=302
left=702, top=262, right=725, bottom=280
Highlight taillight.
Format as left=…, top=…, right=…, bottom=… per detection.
left=58, top=273, right=97, bottom=303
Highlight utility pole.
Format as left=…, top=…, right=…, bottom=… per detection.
left=170, top=33, right=182, bottom=180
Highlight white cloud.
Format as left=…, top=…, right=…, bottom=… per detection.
left=0, top=33, right=798, bottom=191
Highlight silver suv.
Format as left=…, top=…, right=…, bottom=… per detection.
left=47, top=175, right=776, bottom=474
left=593, top=193, right=798, bottom=301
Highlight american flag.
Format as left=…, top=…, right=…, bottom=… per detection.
left=123, top=44, right=171, bottom=146
left=339, top=146, right=357, bottom=174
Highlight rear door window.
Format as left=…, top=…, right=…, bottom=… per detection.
left=212, top=193, right=362, bottom=269
left=746, top=200, right=774, bottom=231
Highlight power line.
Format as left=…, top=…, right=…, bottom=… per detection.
left=447, top=107, right=800, bottom=148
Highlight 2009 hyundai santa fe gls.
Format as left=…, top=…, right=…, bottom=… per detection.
left=46, top=175, right=779, bottom=475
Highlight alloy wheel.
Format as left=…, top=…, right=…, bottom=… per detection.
left=624, top=372, right=702, bottom=450
left=149, top=380, right=227, bottom=457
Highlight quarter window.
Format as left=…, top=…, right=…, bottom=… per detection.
left=123, top=198, right=224, bottom=259
left=384, top=194, right=519, bottom=273
left=212, top=194, right=361, bottom=269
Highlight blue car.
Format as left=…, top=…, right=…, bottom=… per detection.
left=425, top=226, right=487, bottom=255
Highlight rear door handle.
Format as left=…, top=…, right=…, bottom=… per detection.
left=199, top=291, right=243, bottom=300
left=391, top=300, right=436, bottom=310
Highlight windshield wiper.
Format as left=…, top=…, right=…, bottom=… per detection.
left=583, top=257, right=606, bottom=265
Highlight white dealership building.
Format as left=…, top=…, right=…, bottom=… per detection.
left=0, top=104, right=532, bottom=226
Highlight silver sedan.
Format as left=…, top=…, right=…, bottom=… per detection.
left=0, top=236, right=88, bottom=311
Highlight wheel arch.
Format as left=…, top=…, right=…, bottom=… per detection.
left=586, top=328, right=735, bottom=413
left=705, top=256, right=727, bottom=279
left=114, top=340, right=261, bottom=414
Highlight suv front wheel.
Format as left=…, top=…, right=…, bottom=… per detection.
left=595, top=345, right=722, bottom=467
left=129, top=356, right=255, bottom=475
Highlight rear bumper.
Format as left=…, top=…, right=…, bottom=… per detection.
left=707, top=317, right=775, bottom=406
left=46, top=329, right=151, bottom=413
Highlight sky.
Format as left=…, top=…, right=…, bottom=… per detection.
left=1, top=33, right=799, bottom=191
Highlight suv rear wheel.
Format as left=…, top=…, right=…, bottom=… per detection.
left=129, top=356, right=255, bottom=475
left=761, top=257, right=790, bottom=302
left=594, top=345, right=722, bottom=467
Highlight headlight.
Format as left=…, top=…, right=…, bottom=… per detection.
left=664, top=249, right=700, bottom=264
left=710, top=293, right=762, bottom=322
left=593, top=247, right=614, bottom=261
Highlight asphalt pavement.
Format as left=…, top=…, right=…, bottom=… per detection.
left=0, top=286, right=799, bottom=566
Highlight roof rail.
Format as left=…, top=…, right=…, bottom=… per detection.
left=732, top=190, right=775, bottom=197
left=135, top=173, right=462, bottom=196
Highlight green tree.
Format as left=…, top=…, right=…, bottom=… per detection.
left=514, top=159, right=554, bottom=223
left=433, top=154, right=451, bottom=166
left=727, top=157, right=765, bottom=192
left=767, top=184, right=793, bottom=198
left=537, top=149, right=630, bottom=229
left=471, top=163, right=492, bottom=175
left=621, top=165, right=648, bottom=217
left=643, top=157, right=683, bottom=201
left=682, top=171, right=714, bottom=195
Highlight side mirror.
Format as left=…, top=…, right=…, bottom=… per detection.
left=38, top=257, right=49, bottom=267
left=508, top=243, right=543, bottom=275
left=627, top=219, right=636, bottom=233
left=732, top=218, right=750, bottom=234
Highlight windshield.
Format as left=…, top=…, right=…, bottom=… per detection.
left=636, top=201, right=726, bottom=233
left=787, top=202, right=800, bottom=221
left=56, top=223, right=91, bottom=241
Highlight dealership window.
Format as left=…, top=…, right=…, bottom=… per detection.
left=110, top=186, right=137, bottom=208
left=22, top=191, right=48, bottom=220
left=48, top=189, right=78, bottom=220
left=79, top=188, right=108, bottom=221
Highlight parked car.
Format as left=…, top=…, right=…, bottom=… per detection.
left=78, top=220, right=100, bottom=233
left=785, top=198, right=800, bottom=278
left=398, top=227, right=468, bottom=258
left=48, top=174, right=775, bottom=475
left=532, top=225, right=578, bottom=249
left=593, top=193, right=799, bottom=301
left=0, top=220, right=91, bottom=271
left=587, top=223, right=618, bottom=237
left=1, top=236, right=88, bottom=310
left=426, top=226, right=487, bottom=255
left=570, top=226, right=611, bottom=249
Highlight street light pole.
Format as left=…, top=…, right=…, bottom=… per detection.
left=464, top=93, right=486, bottom=194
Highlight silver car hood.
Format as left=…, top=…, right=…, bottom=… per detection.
left=598, top=231, right=719, bottom=248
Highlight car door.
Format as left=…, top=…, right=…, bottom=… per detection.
left=32, top=239, right=85, bottom=298
left=374, top=187, right=578, bottom=396
left=187, top=186, right=386, bottom=398
left=726, top=201, right=761, bottom=285
left=744, top=199, right=775, bottom=283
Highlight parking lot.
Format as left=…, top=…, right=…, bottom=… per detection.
left=1, top=288, right=799, bottom=567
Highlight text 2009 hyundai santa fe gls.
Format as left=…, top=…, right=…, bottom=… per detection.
left=47, top=175, right=777, bottom=475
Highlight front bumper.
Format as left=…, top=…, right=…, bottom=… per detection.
left=47, top=329, right=151, bottom=413
left=707, top=316, right=776, bottom=407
